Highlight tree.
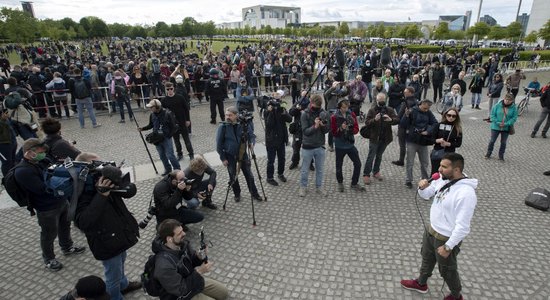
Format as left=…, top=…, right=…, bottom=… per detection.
left=321, top=26, right=335, bottom=37
left=283, top=27, right=292, bottom=36
left=350, top=28, right=366, bottom=38
left=467, top=22, right=490, bottom=38
left=538, top=19, right=550, bottom=42
left=433, top=22, right=450, bottom=39
left=0, top=7, right=38, bottom=43
left=60, top=17, right=78, bottom=31
left=339, top=22, right=349, bottom=36
left=524, top=31, right=538, bottom=43
left=202, top=21, right=216, bottom=37
left=89, top=17, right=109, bottom=37
left=79, top=17, right=91, bottom=34
left=375, top=24, right=385, bottom=37
left=109, top=23, right=131, bottom=37
left=264, top=25, right=273, bottom=35
left=308, top=27, right=320, bottom=37
left=405, top=24, right=421, bottom=39
left=488, top=26, right=507, bottom=40
left=182, top=17, right=197, bottom=37
left=507, top=21, right=522, bottom=41
left=154, top=21, right=171, bottom=37
left=396, top=26, right=408, bottom=38
left=366, top=24, right=376, bottom=37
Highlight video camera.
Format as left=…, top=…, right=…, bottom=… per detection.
left=257, top=96, right=281, bottom=111
left=238, top=110, right=254, bottom=123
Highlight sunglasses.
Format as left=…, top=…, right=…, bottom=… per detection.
left=446, top=114, right=457, bottom=118
left=166, top=88, right=174, bottom=91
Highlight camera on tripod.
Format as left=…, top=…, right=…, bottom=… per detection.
left=258, top=96, right=280, bottom=111
left=138, top=205, right=157, bottom=229
left=238, top=109, right=254, bottom=123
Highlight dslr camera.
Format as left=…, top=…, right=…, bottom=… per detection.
left=138, top=206, right=157, bottom=229
left=238, top=110, right=254, bottom=123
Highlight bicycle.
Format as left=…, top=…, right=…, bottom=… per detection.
left=517, top=87, right=536, bottom=116
left=435, top=83, right=450, bottom=114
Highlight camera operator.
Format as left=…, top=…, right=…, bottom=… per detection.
left=153, top=219, right=229, bottom=300
left=216, top=106, right=262, bottom=202
left=392, top=87, right=419, bottom=167
left=263, top=90, right=292, bottom=186
left=330, top=99, right=364, bottom=192
left=235, top=78, right=255, bottom=112
left=324, top=80, right=349, bottom=152
left=153, top=170, right=205, bottom=226
left=347, top=75, right=368, bottom=116
left=74, top=152, right=142, bottom=300
left=299, top=94, right=330, bottom=197
left=183, top=155, right=218, bottom=210
left=288, top=91, right=312, bottom=170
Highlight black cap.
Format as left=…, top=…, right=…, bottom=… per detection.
left=74, top=275, right=110, bottom=300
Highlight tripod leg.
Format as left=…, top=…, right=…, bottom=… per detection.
left=249, top=147, right=267, bottom=201
left=222, top=161, right=242, bottom=210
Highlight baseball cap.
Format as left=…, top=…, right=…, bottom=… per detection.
left=22, top=138, right=48, bottom=153
left=74, top=275, right=110, bottom=300
left=275, top=90, right=285, bottom=98
left=175, top=75, right=184, bottom=83
left=146, top=99, right=162, bottom=108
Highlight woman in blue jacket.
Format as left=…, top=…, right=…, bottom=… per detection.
left=485, top=93, right=518, bottom=161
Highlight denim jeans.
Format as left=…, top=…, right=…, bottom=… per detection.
left=75, top=97, right=98, bottom=128
left=300, top=147, right=326, bottom=188
left=226, top=155, right=259, bottom=197
left=335, top=146, right=361, bottom=185
left=35, top=201, right=73, bottom=263
left=486, top=129, right=510, bottom=159
left=533, top=107, right=550, bottom=135
left=363, top=141, right=388, bottom=177
left=155, top=137, right=181, bottom=172
left=102, top=251, right=129, bottom=300
left=405, top=142, right=430, bottom=183
left=116, top=97, right=134, bottom=121
left=471, top=93, right=481, bottom=106
left=266, top=144, right=286, bottom=179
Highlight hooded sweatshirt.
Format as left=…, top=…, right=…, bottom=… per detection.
left=418, top=177, right=478, bottom=249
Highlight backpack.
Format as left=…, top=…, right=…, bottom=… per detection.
left=151, top=58, right=161, bottom=74
left=114, top=78, right=127, bottom=99
left=73, top=79, right=90, bottom=99
left=53, top=81, right=66, bottom=92
left=3, top=92, right=23, bottom=109
left=1, top=162, right=35, bottom=215
left=141, top=253, right=163, bottom=297
left=524, top=188, right=550, bottom=211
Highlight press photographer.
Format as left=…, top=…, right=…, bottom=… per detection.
left=74, top=152, right=142, bottom=300
left=183, top=155, right=218, bottom=210
left=262, top=90, right=292, bottom=186
left=152, top=170, right=204, bottom=227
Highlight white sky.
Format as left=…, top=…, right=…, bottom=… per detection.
left=3, top=0, right=534, bottom=27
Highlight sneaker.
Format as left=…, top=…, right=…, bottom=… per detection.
left=299, top=187, right=306, bottom=197
left=177, top=154, right=184, bottom=160
left=350, top=184, right=366, bottom=192
left=122, top=281, right=143, bottom=295
left=45, top=259, right=63, bottom=272
left=443, top=294, right=463, bottom=300
left=475, top=105, right=481, bottom=110
left=278, top=175, right=287, bottom=182
left=498, top=157, right=505, bottom=162
left=252, top=194, right=263, bottom=201
left=483, top=117, right=491, bottom=122
left=93, top=124, right=102, bottom=128
left=484, top=154, right=490, bottom=159
left=531, top=132, right=536, bottom=138
left=391, top=160, right=404, bottom=166
left=202, top=201, right=218, bottom=210
left=210, top=120, right=216, bottom=124
left=316, top=187, right=328, bottom=197
left=363, top=175, right=371, bottom=185
left=400, top=279, right=428, bottom=294
left=119, top=120, right=126, bottom=123
left=289, top=162, right=298, bottom=170
left=328, top=146, right=334, bottom=152
left=234, top=195, right=241, bottom=202
left=543, top=133, right=548, bottom=139
left=405, top=182, right=413, bottom=189
left=338, top=182, right=345, bottom=192
left=543, top=170, right=550, bottom=176
left=267, top=178, right=279, bottom=186
left=62, top=245, right=86, bottom=256
left=309, top=164, right=315, bottom=171
left=373, top=172, right=383, bottom=181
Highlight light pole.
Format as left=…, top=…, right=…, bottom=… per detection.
left=473, top=0, right=484, bottom=45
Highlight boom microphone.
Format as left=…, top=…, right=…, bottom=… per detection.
left=335, top=48, right=345, bottom=67
left=381, top=46, right=391, bottom=66
left=427, top=172, right=441, bottom=183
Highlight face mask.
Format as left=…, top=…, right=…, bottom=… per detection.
left=32, top=152, right=47, bottom=161
left=366, top=63, right=370, bottom=67
left=377, top=101, right=386, bottom=107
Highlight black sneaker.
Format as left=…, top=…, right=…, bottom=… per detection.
left=234, top=195, right=241, bottom=202
left=252, top=194, right=263, bottom=201
left=62, top=245, right=86, bottom=256
left=544, top=170, right=550, bottom=176
left=203, top=201, right=218, bottom=210
left=278, top=175, right=287, bottom=182
left=543, top=133, right=548, bottom=139
left=392, top=160, right=404, bottom=166
left=405, top=182, right=413, bottom=189
left=122, top=281, right=142, bottom=295
left=309, top=164, right=315, bottom=171
left=118, top=120, right=125, bottom=123
left=266, top=178, right=279, bottom=186
left=531, top=132, right=536, bottom=138
left=45, top=259, right=63, bottom=272
left=210, top=120, right=216, bottom=124
left=289, top=162, right=298, bottom=170
left=177, top=154, right=184, bottom=160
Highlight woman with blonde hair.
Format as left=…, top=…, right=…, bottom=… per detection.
left=441, top=84, right=463, bottom=113
left=430, top=107, right=463, bottom=174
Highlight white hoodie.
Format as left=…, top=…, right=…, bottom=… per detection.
left=418, top=177, right=478, bottom=249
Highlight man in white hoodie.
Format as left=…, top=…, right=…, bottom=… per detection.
left=400, top=152, right=477, bottom=300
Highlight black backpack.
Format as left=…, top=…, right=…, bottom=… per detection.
left=524, top=188, right=550, bottom=211
left=1, top=162, right=35, bottom=216
left=114, top=78, right=127, bottom=99
left=73, top=79, right=90, bottom=99
left=152, top=58, right=161, bottom=74
left=141, top=253, right=163, bottom=297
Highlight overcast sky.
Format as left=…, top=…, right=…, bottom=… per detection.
left=3, top=0, right=534, bottom=27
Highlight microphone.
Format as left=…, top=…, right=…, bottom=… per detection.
left=427, top=172, right=441, bottom=183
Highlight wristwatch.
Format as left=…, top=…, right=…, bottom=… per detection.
left=444, top=245, right=452, bottom=252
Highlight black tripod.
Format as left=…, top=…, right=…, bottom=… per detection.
left=222, top=118, right=267, bottom=226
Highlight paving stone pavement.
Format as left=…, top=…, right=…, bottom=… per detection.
left=1, top=70, right=550, bottom=300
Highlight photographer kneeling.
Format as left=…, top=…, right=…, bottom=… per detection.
left=153, top=170, right=204, bottom=227
left=184, top=155, right=218, bottom=210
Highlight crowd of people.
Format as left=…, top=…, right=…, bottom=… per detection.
left=1, top=37, right=549, bottom=300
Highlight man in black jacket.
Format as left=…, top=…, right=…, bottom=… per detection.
left=183, top=155, right=217, bottom=210
left=162, top=82, right=194, bottom=160
left=531, top=81, right=550, bottom=138
left=74, top=153, right=142, bottom=300
left=388, top=78, right=405, bottom=113
left=153, top=170, right=204, bottom=226
left=139, top=99, right=181, bottom=175
left=263, top=90, right=292, bottom=186
left=205, top=69, right=227, bottom=124
left=153, top=219, right=229, bottom=300
left=432, top=62, right=446, bottom=103
left=14, top=138, right=85, bottom=272
left=41, top=117, right=80, bottom=162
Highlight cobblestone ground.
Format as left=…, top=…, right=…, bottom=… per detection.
left=1, top=70, right=549, bottom=300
